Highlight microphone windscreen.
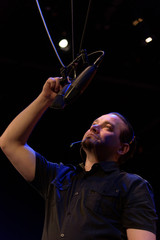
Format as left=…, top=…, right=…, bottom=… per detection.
left=64, top=64, right=97, bottom=104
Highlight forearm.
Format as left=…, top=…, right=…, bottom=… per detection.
left=0, top=93, right=51, bottom=148
left=0, top=75, right=61, bottom=148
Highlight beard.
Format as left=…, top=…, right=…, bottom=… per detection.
left=81, top=135, right=114, bottom=161
left=81, top=136, right=99, bottom=151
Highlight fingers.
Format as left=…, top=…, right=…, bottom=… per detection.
left=45, top=77, right=62, bottom=93
left=54, top=77, right=63, bottom=93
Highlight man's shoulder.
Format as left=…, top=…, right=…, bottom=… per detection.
left=119, top=170, right=150, bottom=190
left=121, top=171, right=145, bottom=181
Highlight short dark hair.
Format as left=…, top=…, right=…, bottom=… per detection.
left=110, top=112, right=136, bottom=165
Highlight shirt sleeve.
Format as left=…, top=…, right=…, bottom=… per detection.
left=122, top=174, right=158, bottom=234
left=30, top=151, right=60, bottom=199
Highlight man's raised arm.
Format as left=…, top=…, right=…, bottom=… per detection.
left=0, top=77, right=62, bottom=182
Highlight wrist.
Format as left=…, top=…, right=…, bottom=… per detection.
left=37, top=93, right=54, bottom=109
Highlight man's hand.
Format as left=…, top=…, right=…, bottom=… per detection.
left=41, top=77, right=63, bottom=103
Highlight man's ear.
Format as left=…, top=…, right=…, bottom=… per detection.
left=117, top=143, right=130, bottom=156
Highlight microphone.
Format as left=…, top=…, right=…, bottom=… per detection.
left=50, top=51, right=105, bottom=109
left=70, top=137, right=88, bottom=148
left=70, top=140, right=82, bottom=148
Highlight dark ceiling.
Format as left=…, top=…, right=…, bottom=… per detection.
left=0, top=0, right=160, bottom=153
left=1, top=0, right=160, bottom=73
left=0, top=1, right=160, bottom=238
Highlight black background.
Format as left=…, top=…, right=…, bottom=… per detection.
left=0, top=0, right=160, bottom=239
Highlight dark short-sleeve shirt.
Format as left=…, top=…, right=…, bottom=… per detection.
left=31, top=152, right=158, bottom=240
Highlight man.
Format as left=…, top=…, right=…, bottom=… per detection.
left=0, top=77, right=158, bottom=239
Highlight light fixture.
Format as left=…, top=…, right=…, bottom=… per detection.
left=132, top=18, right=143, bottom=27
left=59, top=39, right=69, bottom=49
left=145, top=37, right=153, bottom=44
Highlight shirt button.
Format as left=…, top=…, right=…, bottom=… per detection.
left=60, top=233, right=65, bottom=238
left=74, top=191, right=79, bottom=196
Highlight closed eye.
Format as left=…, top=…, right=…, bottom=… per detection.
left=91, top=120, right=114, bottom=131
left=103, top=123, right=113, bottom=131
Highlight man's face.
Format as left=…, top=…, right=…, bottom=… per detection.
left=82, top=113, right=127, bottom=160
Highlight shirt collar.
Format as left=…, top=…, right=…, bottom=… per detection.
left=98, top=161, right=119, bottom=173
left=77, top=161, right=119, bottom=174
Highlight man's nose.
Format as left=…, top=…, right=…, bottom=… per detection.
left=90, top=124, right=100, bottom=133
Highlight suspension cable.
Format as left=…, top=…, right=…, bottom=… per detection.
left=35, top=0, right=65, bottom=68
left=79, top=0, right=92, bottom=52
left=71, top=0, right=75, bottom=61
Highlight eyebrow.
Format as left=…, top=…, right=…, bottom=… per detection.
left=92, top=120, right=115, bottom=128
left=92, top=119, right=99, bottom=125
left=92, top=119, right=98, bottom=124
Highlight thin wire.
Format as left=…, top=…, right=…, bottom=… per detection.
left=88, top=50, right=105, bottom=57
left=71, top=0, right=74, bottom=61
left=71, top=0, right=77, bottom=79
left=79, top=0, right=92, bottom=52
left=35, top=0, right=65, bottom=68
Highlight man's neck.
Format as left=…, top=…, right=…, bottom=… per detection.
left=84, top=151, right=118, bottom=171
left=84, top=152, right=98, bottom=171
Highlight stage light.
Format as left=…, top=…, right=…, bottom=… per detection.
left=145, top=37, right=153, bottom=44
left=132, top=18, right=143, bottom=27
left=59, top=39, right=69, bottom=49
